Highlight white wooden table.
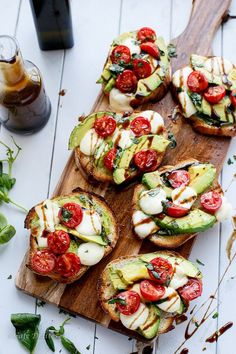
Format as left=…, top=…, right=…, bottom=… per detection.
left=0, top=0, right=236, bottom=353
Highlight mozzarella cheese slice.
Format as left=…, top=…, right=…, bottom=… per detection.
left=37, top=236, right=48, bottom=248
left=130, top=283, right=147, bottom=302
left=77, top=242, right=105, bottom=266
left=172, top=66, right=193, bottom=88
left=157, top=287, right=181, bottom=313
left=139, top=188, right=167, bottom=215
left=205, top=57, right=233, bottom=76
left=132, top=210, right=158, bottom=238
left=121, top=37, right=141, bottom=55
left=134, top=110, right=164, bottom=134
left=76, top=209, right=102, bottom=236
left=112, top=129, right=134, bottom=149
left=120, top=303, right=149, bottom=330
left=169, top=266, right=188, bottom=290
left=35, top=199, right=60, bottom=234
left=80, top=128, right=103, bottom=156
left=142, top=54, right=158, bottom=73
left=172, top=186, right=197, bottom=210
left=215, top=196, right=233, bottom=222
left=109, top=88, right=133, bottom=112
left=178, top=91, right=197, bottom=118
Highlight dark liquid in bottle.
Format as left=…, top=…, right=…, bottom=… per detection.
left=30, top=0, right=74, bottom=50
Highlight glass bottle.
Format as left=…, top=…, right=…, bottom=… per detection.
left=29, top=0, right=74, bottom=50
left=0, top=35, right=51, bottom=134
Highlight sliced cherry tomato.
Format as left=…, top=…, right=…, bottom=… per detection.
left=48, top=230, right=70, bottom=254
left=204, top=85, right=226, bottom=104
left=140, top=42, right=160, bottom=59
left=94, top=115, right=117, bottom=138
left=187, top=71, right=209, bottom=93
left=168, top=170, right=190, bottom=188
left=115, top=70, right=138, bottom=93
left=200, top=191, right=222, bottom=213
left=130, top=116, right=151, bottom=136
left=116, top=290, right=140, bottom=315
left=58, top=202, right=83, bottom=229
left=230, top=89, right=236, bottom=106
left=137, top=27, right=156, bottom=43
left=104, top=148, right=117, bottom=171
left=140, top=280, right=165, bottom=301
left=165, top=202, right=189, bottom=218
left=133, top=58, right=152, bottom=79
left=31, top=249, right=56, bottom=275
left=147, top=257, right=174, bottom=285
left=178, top=278, right=202, bottom=301
left=134, top=149, right=158, bottom=172
left=111, top=45, right=131, bottom=65
left=55, top=252, right=81, bottom=278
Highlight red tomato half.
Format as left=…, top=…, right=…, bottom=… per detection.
left=137, top=27, right=156, bottom=42
left=48, top=230, right=70, bottom=254
left=168, top=170, right=190, bottom=188
left=178, top=278, right=203, bottom=301
left=187, top=71, right=209, bottom=93
left=200, top=191, right=222, bottom=213
left=140, top=280, right=165, bottom=301
left=230, top=89, right=236, bottom=106
left=55, top=252, right=81, bottom=278
left=130, top=116, right=151, bottom=136
left=104, top=148, right=117, bottom=171
left=133, top=59, right=152, bottom=79
left=58, top=202, right=83, bottom=229
left=116, top=291, right=140, bottom=315
left=165, top=202, right=189, bottom=218
left=140, top=42, right=160, bottom=59
left=204, top=85, right=226, bottom=104
left=147, top=257, right=174, bottom=285
left=31, top=249, right=56, bottom=275
left=134, top=149, right=158, bottom=172
left=115, top=70, right=138, bottom=93
left=111, top=45, right=131, bottom=65
left=94, top=115, right=117, bottom=138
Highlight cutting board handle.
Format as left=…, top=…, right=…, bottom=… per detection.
left=173, top=0, right=231, bottom=68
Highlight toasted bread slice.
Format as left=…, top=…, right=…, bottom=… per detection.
left=132, top=159, right=222, bottom=248
left=98, top=251, right=192, bottom=338
left=25, top=190, right=119, bottom=284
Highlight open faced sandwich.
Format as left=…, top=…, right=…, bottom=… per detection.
left=98, top=251, right=202, bottom=340
left=69, top=111, right=170, bottom=185
left=132, top=159, right=232, bottom=248
left=25, top=191, right=118, bottom=283
left=97, top=27, right=171, bottom=112
left=172, top=55, right=236, bottom=136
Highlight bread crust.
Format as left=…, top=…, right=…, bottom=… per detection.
left=25, top=190, right=119, bottom=284
left=97, top=250, right=189, bottom=337
left=132, top=158, right=222, bottom=248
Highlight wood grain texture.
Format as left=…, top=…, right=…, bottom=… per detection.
left=16, top=0, right=232, bottom=342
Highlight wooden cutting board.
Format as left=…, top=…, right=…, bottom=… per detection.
left=16, top=0, right=232, bottom=342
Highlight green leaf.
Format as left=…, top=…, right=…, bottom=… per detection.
left=61, top=336, right=81, bottom=354
left=108, top=298, right=126, bottom=305
left=212, top=312, right=219, bottom=319
left=109, top=64, right=125, bottom=75
left=227, top=158, right=234, bottom=165
left=45, top=326, right=56, bottom=352
left=167, top=132, right=177, bottom=149
left=11, top=313, right=41, bottom=353
left=167, top=44, right=177, bottom=58
left=0, top=212, right=7, bottom=229
left=196, top=259, right=205, bottom=266
left=61, top=208, right=72, bottom=222
left=189, top=92, right=202, bottom=107
left=0, top=224, right=16, bottom=244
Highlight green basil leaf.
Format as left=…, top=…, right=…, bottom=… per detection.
left=11, top=313, right=41, bottom=353
left=0, top=212, right=7, bottom=229
left=61, top=335, right=81, bottom=354
left=44, top=326, right=56, bottom=352
left=108, top=298, right=126, bottom=305
left=0, top=224, right=16, bottom=244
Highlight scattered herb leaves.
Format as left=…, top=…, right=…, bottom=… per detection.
left=86, top=344, right=91, bottom=350
left=7, top=274, right=12, bottom=279
left=108, top=298, right=126, bottom=306
left=36, top=299, right=46, bottom=307
left=189, top=93, right=202, bottom=107
left=227, top=158, right=234, bottom=165
left=61, top=335, right=81, bottom=354
left=196, top=259, right=205, bottom=266
left=167, top=132, right=177, bottom=149
left=212, top=312, right=219, bottom=319
left=167, top=44, right=177, bottom=58
left=61, top=208, right=72, bottom=222
left=109, top=64, right=125, bottom=76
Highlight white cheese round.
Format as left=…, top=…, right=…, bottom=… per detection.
left=157, top=287, right=181, bottom=313
left=172, top=66, right=193, bottom=88
left=130, top=283, right=147, bottom=302
left=37, top=236, right=48, bottom=248
left=80, top=129, right=103, bottom=156
left=77, top=242, right=105, bottom=266
left=121, top=37, right=141, bottom=55
left=171, top=186, right=197, bottom=210
left=178, top=91, right=197, bottom=118
left=135, top=110, right=164, bottom=134
left=215, top=196, right=233, bottom=222
left=139, top=188, right=167, bottom=215
left=35, top=200, right=60, bottom=234
left=120, top=303, right=149, bottom=330
left=109, top=88, right=133, bottom=112
left=76, top=209, right=102, bottom=236
left=112, top=129, right=134, bottom=149
left=169, top=266, right=188, bottom=290
left=132, top=210, right=158, bottom=239
left=205, top=57, right=233, bottom=76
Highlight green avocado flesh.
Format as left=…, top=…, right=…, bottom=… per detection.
left=56, top=225, right=108, bottom=246
left=138, top=305, right=161, bottom=339
left=188, top=163, right=216, bottom=194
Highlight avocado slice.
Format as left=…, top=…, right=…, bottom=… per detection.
left=138, top=305, right=161, bottom=339
left=67, top=239, right=80, bottom=253
left=104, top=77, right=116, bottom=93
left=109, top=267, right=128, bottom=290
left=115, top=259, right=150, bottom=284
left=188, top=163, right=216, bottom=194
left=55, top=225, right=108, bottom=246
left=155, top=209, right=216, bottom=234
left=142, top=171, right=162, bottom=189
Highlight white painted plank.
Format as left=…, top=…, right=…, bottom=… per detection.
left=0, top=0, right=20, bottom=35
